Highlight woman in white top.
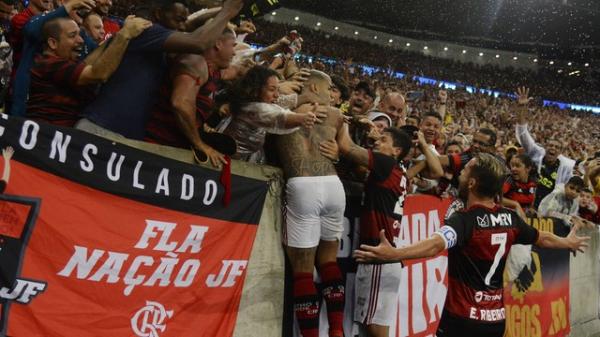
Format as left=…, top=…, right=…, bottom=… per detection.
left=221, top=66, right=321, bottom=163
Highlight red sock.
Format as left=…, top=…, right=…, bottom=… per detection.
left=294, top=273, right=320, bottom=337
left=319, top=262, right=345, bottom=337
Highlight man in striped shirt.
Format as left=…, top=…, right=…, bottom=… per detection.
left=25, top=15, right=150, bottom=126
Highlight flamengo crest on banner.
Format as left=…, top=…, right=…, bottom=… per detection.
left=131, top=301, right=174, bottom=337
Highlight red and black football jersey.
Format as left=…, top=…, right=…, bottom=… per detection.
left=145, top=65, right=221, bottom=147
left=359, top=151, right=407, bottom=247
left=502, top=176, right=537, bottom=209
left=26, top=54, right=95, bottom=127
left=437, top=205, right=539, bottom=323
left=447, top=150, right=474, bottom=177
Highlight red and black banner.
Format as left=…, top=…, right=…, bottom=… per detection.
left=0, top=114, right=269, bottom=337
left=504, top=218, right=571, bottom=337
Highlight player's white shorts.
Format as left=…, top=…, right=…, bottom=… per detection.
left=354, top=262, right=402, bottom=327
left=284, top=175, right=345, bottom=248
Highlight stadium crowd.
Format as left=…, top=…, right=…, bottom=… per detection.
left=0, top=0, right=599, bottom=336
left=250, top=21, right=600, bottom=106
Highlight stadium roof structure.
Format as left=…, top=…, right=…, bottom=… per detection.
left=284, top=0, right=600, bottom=61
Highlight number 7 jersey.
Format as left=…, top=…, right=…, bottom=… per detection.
left=435, top=204, right=539, bottom=323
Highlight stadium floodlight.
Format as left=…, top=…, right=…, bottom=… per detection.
left=479, top=52, right=484, bottom=56
left=444, top=47, right=448, bottom=51
left=513, top=56, right=518, bottom=60
left=424, top=46, right=428, bottom=50
left=334, top=26, right=339, bottom=30
left=496, top=54, right=500, bottom=58
left=567, top=62, right=572, bottom=66
left=549, top=61, right=554, bottom=65
left=294, top=16, right=299, bottom=21
left=316, top=22, right=321, bottom=26
left=406, top=42, right=411, bottom=46
left=271, top=12, right=276, bottom=16
left=533, top=58, right=538, bottom=63
left=389, top=39, right=393, bottom=43
left=585, top=63, right=590, bottom=67
left=462, top=50, right=467, bottom=54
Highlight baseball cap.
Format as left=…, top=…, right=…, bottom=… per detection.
left=368, top=112, right=392, bottom=127
left=354, top=81, right=375, bottom=100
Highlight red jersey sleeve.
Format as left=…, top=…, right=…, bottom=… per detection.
left=502, top=180, right=511, bottom=195
left=368, top=150, right=397, bottom=182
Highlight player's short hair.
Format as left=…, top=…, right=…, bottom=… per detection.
left=299, top=70, right=332, bottom=98
left=384, top=127, right=412, bottom=161
left=305, top=70, right=331, bottom=86
left=471, top=153, right=508, bottom=198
